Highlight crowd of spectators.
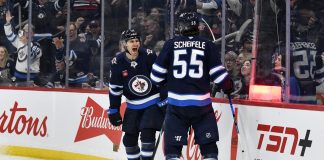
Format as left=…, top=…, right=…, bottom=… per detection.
left=0, top=0, right=323, bottom=104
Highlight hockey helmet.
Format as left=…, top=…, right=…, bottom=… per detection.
left=177, top=11, right=199, bottom=36
left=120, top=29, right=140, bottom=42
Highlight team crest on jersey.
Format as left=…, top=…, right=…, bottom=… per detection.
left=128, top=75, right=152, bottom=96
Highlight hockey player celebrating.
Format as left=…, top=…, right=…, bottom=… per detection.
left=107, top=29, right=165, bottom=160
left=150, top=11, right=234, bottom=160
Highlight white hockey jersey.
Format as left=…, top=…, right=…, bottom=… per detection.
left=4, top=23, right=42, bottom=74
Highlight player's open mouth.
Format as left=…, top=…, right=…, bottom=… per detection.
left=132, top=48, right=138, bottom=52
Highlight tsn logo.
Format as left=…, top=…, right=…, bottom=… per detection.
left=257, top=124, right=312, bottom=157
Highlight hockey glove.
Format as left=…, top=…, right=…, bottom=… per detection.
left=108, top=109, right=122, bottom=126
left=222, top=76, right=235, bottom=95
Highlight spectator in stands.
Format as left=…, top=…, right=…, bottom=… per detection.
left=20, top=0, right=66, bottom=75
left=0, top=0, right=15, bottom=55
left=236, top=48, right=252, bottom=70
left=153, top=40, right=165, bottom=56
left=237, top=59, right=252, bottom=99
left=53, top=23, right=92, bottom=88
left=225, top=51, right=240, bottom=78
left=86, top=20, right=102, bottom=77
left=288, top=3, right=324, bottom=104
left=142, top=15, right=164, bottom=49
left=4, top=11, right=42, bottom=86
left=149, top=7, right=166, bottom=28
left=131, top=7, right=147, bottom=36
left=75, top=16, right=86, bottom=34
left=212, top=51, right=242, bottom=98
left=20, top=0, right=66, bottom=34
left=45, top=53, right=66, bottom=88
left=0, top=45, right=14, bottom=85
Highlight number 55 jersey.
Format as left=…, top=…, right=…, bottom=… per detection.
left=150, top=35, right=229, bottom=107
left=289, top=39, right=324, bottom=104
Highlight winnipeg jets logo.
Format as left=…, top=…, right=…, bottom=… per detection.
left=128, top=75, right=152, bottom=96
left=17, top=50, right=27, bottom=62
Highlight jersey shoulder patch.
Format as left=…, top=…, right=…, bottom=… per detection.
left=146, top=49, right=153, bottom=55
left=111, top=57, right=117, bottom=65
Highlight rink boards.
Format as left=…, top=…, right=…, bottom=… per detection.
left=0, top=88, right=323, bottom=160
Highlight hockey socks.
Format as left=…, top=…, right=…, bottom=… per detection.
left=125, top=146, right=141, bottom=160
left=141, top=142, right=155, bottom=160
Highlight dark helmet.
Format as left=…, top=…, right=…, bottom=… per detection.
left=177, top=12, right=199, bottom=36
left=120, top=29, right=140, bottom=42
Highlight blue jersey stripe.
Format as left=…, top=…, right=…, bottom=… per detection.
left=126, top=97, right=160, bottom=109
left=168, top=97, right=211, bottom=107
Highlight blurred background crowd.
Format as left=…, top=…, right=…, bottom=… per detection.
left=0, top=0, right=323, bottom=105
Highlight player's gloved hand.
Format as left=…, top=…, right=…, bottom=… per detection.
left=107, top=109, right=122, bottom=126
left=222, top=77, right=234, bottom=95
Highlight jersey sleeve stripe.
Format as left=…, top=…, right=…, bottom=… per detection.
left=315, top=76, right=324, bottom=84
left=209, top=65, right=225, bottom=75
left=109, top=83, right=124, bottom=89
left=168, top=98, right=212, bottom=107
left=152, top=63, right=168, bottom=74
left=213, top=72, right=228, bottom=84
left=126, top=93, right=160, bottom=105
left=168, top=92, right=210, bottom=100
left=110, top=87, right=122, bottom=93
left=109, top=88, right=123, bottom=96
left=150, top=72, right=165, bottom=83
left=68, top=74, right=88, bottom=84
left=6, top=33, right=17, bottom=42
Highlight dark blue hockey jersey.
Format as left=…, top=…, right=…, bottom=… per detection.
left=109, top=48, right=160, bottom=110
left=150, top=36, right=229, bottom=107
left=289, top=40, right=324, bottom=104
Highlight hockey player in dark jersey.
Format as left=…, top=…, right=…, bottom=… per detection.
left=150, top=12, right=233, bottom=160
left=107, top=29, right=165, bottom=160
left=289, top=4, right=324, bottom=104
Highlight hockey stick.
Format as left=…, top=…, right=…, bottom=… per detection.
left=201, top=17, right=216, bottom=42
left=152, top=121, right=164, bottom=158
left=152, top=99, right=167, bottom=158
left=228, top=95, right=245, bottom=153
left=213, top=19, right=252, bottom=44
left=228, top=95, right=240, bottom=134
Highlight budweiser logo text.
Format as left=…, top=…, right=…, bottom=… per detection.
left=80, top=106, right=121, bottom=130
left=74, top=97, right=126, bottom=145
